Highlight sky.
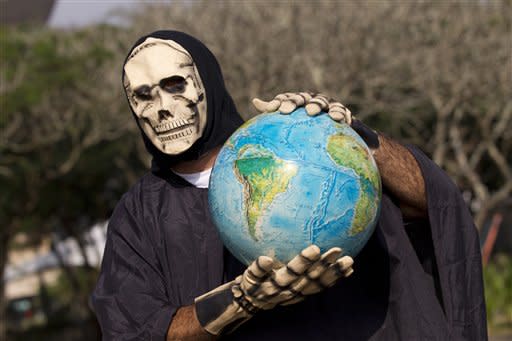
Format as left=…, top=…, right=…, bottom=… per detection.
left=48, top=0, right=172, bottom=28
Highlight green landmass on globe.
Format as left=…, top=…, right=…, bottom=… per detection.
left=326, top=133, right=381, bottom=235
left=234, top=145, right=298, bottom=240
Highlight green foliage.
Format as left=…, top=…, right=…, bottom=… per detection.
left=484, top=254, right=512, bottom=332
left=46, top=267, right=99, bottom=311
left=1, top=27, right=108, bottom=118
left=0, top=22, right=147, bottom=281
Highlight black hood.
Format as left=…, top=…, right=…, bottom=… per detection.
left=123, top=30, right=244, bottom=172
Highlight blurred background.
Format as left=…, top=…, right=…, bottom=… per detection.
left=0, top=0, right=510, bottom=340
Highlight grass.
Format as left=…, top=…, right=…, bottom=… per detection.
left=484, top=254, right=512, bottom=335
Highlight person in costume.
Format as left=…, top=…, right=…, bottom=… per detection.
left=91, top=30, right=487, bottom=340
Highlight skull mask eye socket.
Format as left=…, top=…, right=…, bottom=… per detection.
left=133, top=76, right=187, bottom=101
left=160, top=76, right=187, bottom=94
left=134, top=85, right=152, bottom=101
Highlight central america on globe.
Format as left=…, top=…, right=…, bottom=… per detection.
left=208, top=108, right=382, bottom=266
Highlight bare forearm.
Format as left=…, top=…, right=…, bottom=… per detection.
left=167, top=305, right=216, bottom=341
left=373, top=134, right=427, bottom=218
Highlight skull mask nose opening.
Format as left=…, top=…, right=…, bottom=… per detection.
left=158, top=109, right=173, bottom=120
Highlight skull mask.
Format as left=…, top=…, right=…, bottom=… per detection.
left=123, top=38, right=207, bottom=155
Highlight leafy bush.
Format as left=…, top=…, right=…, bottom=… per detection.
left=484, top=254, right=512, bottom=333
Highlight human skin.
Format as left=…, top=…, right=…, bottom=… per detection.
left=372, top=134, right=427, bottom=218
left=167, top=305, right=216, bottom=341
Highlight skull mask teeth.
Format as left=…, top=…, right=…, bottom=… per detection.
left=123, top=38, right=207, bottom=155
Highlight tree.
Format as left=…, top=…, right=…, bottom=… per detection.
left=0, top=25, right=147, bottom=337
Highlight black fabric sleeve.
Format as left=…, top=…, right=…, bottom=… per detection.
left=406, top=145, right=488, bottom=340
left=91, top=195, right=176, bottom=340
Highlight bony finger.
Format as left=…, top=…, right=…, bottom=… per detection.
left=251, top=280, right=280, bottom=300
left=321, top=247, right=343, bottom=263
left=311, top=94, right=330, bottom=110
left=232, top=284, right=263, bottom=313
left=279, top=93, right=307, bottom=114
left=306, top=247, right=342, bottom=279
left=274, top=245, right=320, bottom=287
left=343, top=267, right=355, bottom=278
left=305, top=262, right=324, bottom=280
left=278, top=101, right=297, bottom=114
left=273, top=264, right=304, bottom=288
left=244, top=256, right=274, bottom=284
left=328, top=102, right=347, bottom=110
left=317, top=256, right=354, bottom=288
left=241, top=256, right=274, bottom=295
left=299, top=92, right=313, bottom=102
left=267, top=99, right=283, bottom=112
left=232, top=284, right=243, bottom=298
left=336, top=109, right=352, bottom=125
left=300, top=256, right=354, bottom=295
left=345, top=113, right=353, bottom=126
left=291, top=245, right=322, bottom=271
left=276, top=289, right=297, bottom=302
left=274, top=93, right=292, bottom=102
left=252, top=98, right=280, bottom=113
left=251, top=98, right=267, bottom=112
left=342, top=107, right=353, bottom=125
left=309, top=100, right=328, bottom=114
left=300, top=282, right=324, bottom=296
left=328, top=102, right=351, bottom=123
left=302, top=264, right=352, bottom=294
left=336, top=256, right=354, bottom=272
left=328, top=110, right=345, bottom=122
left=320, top=270, right=344, bottom=289
left=305, top=103, right=322, bottom=116
left=289, top=275, right=310, bottom=292
left=289, top=93, right=307, bottom=106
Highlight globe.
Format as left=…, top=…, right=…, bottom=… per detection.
left=208, top=108, right=382, bottom=266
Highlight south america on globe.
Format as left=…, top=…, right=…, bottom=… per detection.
left=208, top=108, right=382, bottom=266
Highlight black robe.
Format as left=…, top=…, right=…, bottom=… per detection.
left=91, top=145, right=488, bottom=340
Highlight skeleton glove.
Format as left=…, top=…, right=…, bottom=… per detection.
left=252, top=92, right=379, bottom=149
left=253, top=92, right=352, bottom=125
left=194, top=245, right=354, bottom=336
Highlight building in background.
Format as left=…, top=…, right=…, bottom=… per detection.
left=1, top=0, right=56, bottom=25
left=4, top=223, right=107, bottom=331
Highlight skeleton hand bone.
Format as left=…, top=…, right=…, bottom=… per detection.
left=253, top=92, right=353, bottom=125
left=234, top=245, right=354, bottom=310
left=195, top=245, right=354, bottom=335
